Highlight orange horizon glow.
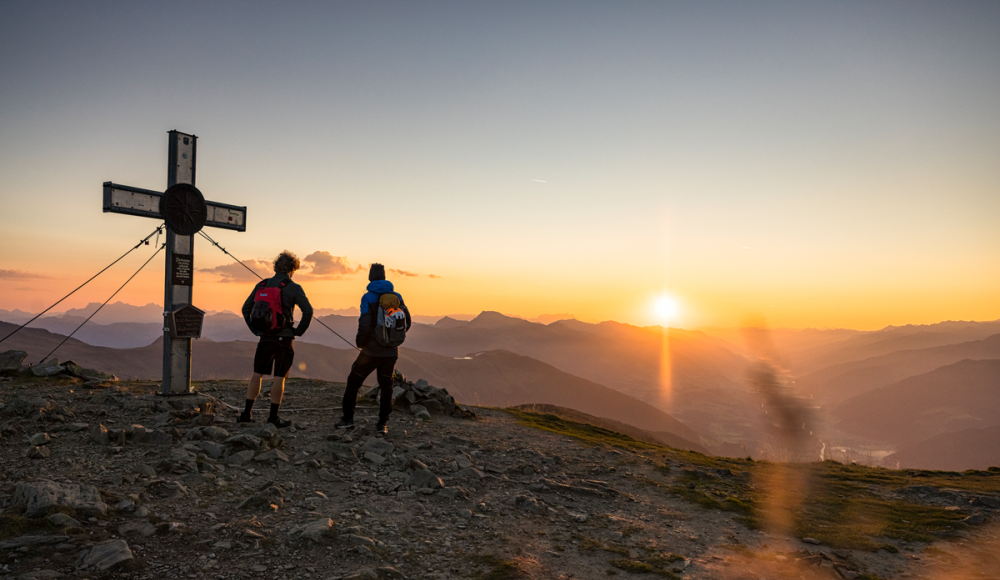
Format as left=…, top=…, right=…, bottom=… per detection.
left=3, top=254, right=999, bottom=332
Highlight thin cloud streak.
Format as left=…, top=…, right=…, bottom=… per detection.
left=0, top=269, right=52, bottom=279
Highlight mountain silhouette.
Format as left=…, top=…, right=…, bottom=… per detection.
left=797, top=334, right=1000, bottom=405
left=831, top=358, right=1000, bottom=448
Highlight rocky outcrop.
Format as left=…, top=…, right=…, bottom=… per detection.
left=12, top=480, right=108, bottom=517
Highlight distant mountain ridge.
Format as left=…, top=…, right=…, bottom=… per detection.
left=797, top=334, right=1000, bottom=405
left=831, top=359, right=1000, bottom=448
left=0, top=322, right=707, bottom=454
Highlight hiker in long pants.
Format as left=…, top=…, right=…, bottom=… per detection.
left=239, top=251, right=313, bottom=428
left=336, top=263, right=411, bottom=437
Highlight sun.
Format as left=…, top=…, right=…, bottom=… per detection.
left=654, top=295, right=679, bottom=322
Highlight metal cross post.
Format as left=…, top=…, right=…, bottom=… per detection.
left=102, top=130, right=247, bottom=395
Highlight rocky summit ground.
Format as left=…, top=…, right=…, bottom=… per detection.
left=1, top=372, right=1000, bottom=580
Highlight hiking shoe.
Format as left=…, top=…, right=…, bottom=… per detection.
left=335, top=418, right=355, bottom=430
left=237, top=413, right=254, bottom=423
left=374, top=423, right=387, bottom=438
left=268, top=417, right=292, bottom=429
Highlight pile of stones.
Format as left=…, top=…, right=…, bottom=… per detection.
left=364, top=375, right=475, bottom=420
left=0, top=350, right=117, bottom=386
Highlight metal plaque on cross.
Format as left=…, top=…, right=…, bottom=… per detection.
left=102, top=130, right=248, bottom=395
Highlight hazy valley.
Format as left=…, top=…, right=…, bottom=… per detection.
left=3, top=306, right=999, bottom=472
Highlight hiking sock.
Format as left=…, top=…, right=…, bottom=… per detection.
left=243, top=399, right=255, bottom=416
left=269, top=403, right=280, bottom=423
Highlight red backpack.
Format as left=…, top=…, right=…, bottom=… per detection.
left=249, top=280, right=289, bottom=333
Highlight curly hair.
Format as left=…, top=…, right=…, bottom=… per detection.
left=273, top=251, right=300, bottom=274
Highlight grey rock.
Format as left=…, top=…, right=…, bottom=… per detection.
left=237, top=485, right=284, bottom=510
left=144, top=480, right=191, bottom=500
left=0, top=350, right=27, bottom=375
left=414, top=409, right=432, bottom=421
left=420, top=399, right=444, bottom=414
left=79, top=539, right=133, bottom=570
left=225, top=434, right=262, bottom=450
left=317, top=468, right=339, bottom=482
left=201, top=426, right=231, bottom=441
left=359, top=438, right=395, bottom=457
left=513, top=495, right=548, bottom=515
left=225, top=449, right=256, bottom=466
left=339, top=534, right=376, bottom=546
left=62, top=423, right=89, bottom=432
left=118, top=521, right=156, bottom=537
left=961, top=513, right=986, bottom=525
left=438, top=487, right=470, bottom=500
left=90, top=424, right=110, bottom=445
left=249, top=422, right=279, bottom=442
left=802, top=537, right=822, bottom=545
left=293, top=518, right=334, bottom=543
left=31, top=360, right=63, bottom=377
left=134, top=464, right=156, bottom=477
left=26, top=445, right=51, bottom=459
left=454, top=467, right=485, bottom=480
left=978, top=496, right=1000, bottom=509
left=13, top=480, right=108, bottom=517
left=0, top=535, right=69, bottom=550
left=376, top=567, right=405, bottom=579
left=255, top=449, right=289, bottom=463
left=324, top=442, right=358, bottom=462
left=409, top=404, right=428, bottom=416
left=199, top=440, right=226, bottom=459
left=456, top=453, right=474, bottom=469
left=115, top=499, right=135, bottom=512
left=144, top=429, right=173, bottom=445
left=29, top=432, right=50, bottom=446
left=404, top=469, right=444, bottom=489
left=365, top=452, right=386, bottom=465
left=414, top=379, right=430, bottom=391
left=46, top=513, right=82, bottom=527
left=16, top=570, right=64, bottom=579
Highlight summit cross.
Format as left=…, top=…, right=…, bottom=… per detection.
left=102, top=130, right=248, bottom=395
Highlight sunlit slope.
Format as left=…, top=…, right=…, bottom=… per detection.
left=797, top=334, right=1000, bottom=405
left=884, top=424, right=1000, bottom=471
left=831, top=359, right=1000, bottom=449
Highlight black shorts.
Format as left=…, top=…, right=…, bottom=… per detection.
left=253, top=337, right=294, bottom=377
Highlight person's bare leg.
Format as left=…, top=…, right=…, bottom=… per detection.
left=240, top=372, right=265, bottom=421
left=245, top=373, right=264, bottom=400
left=269, top=376, right=285, bottom=405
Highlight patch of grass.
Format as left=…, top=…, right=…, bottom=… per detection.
left=508, top=408, right=1000, bottom=553
left=0, top=515, right=53, bottom=540
left=470, top=555, right=527, bottom=580
left=609, top=558, right=681, bottom=578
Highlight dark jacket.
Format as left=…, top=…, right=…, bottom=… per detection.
left=242, top=273, right=313, bottom=338
left=356, top=280, right=411, bottom=357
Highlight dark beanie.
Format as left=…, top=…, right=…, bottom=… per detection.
left=369, top=263, right=386, bottom=281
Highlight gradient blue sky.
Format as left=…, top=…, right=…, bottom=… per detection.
left=2, top=1, right=999, bottom=328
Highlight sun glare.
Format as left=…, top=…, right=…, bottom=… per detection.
left=654, top=295, right=679, bottom=322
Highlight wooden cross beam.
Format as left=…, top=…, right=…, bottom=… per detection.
left=102, top=131, right=248, bottom=395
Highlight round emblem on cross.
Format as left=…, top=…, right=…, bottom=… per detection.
left=161, top=183, right=207, bottom=235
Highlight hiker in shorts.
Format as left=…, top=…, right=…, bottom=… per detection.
left=335, top=263, right=411, bottom=437
left=239, top=251, right=313, bottom=428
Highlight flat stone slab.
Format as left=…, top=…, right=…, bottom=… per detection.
left=0, top=535, right=69, bottom=550
left=79, top=539, right=133, bottom=570
left=13, top=480, right=108, bottom=518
